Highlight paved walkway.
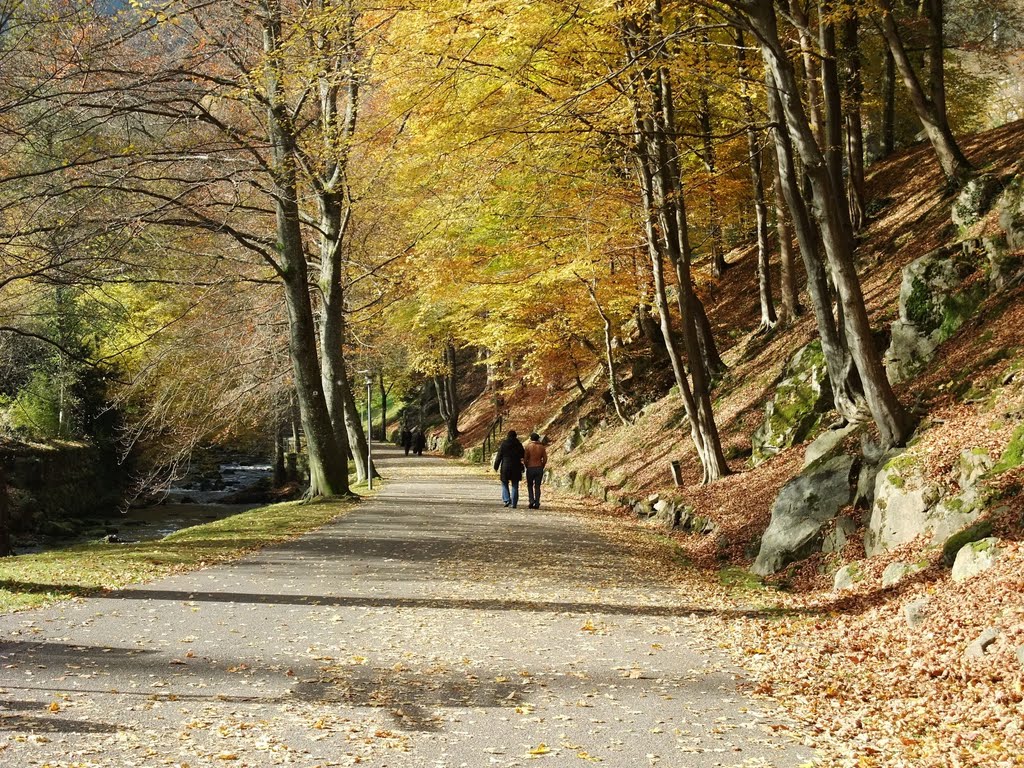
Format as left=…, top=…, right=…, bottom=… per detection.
left=0, top=446, right=814, bottom=767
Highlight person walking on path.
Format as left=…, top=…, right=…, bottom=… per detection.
left=523, top=432, right=547, bottom=509
left=493, top=429, right=525, bottom=508
left=401, top=426, right=413, bottom=456
left=413, top=428, right=427, bottom=455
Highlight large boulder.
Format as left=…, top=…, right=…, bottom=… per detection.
left=884, top=249, right=983, bottom=384
left=752, top=342, right=833, bottom=465
left=866, top=449, right=995, bottom=557
left=751, top=454, right=857, bottom=576
left=864, top=453, right=943, bottom=556
left=951, top=537, right=1002, bottom=583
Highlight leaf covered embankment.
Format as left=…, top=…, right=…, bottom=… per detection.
left=481, top=122, right=1024, bottom=766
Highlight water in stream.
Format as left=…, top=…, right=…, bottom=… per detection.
left=14, top=459, right=274, bottom=554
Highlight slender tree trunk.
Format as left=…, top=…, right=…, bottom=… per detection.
left=876, top=0, right=971, bottom=183
left=767, top=68, right=862, bottom=421
left=289, top=390, right=301, bottom=454
left=342, top=369, right=376, bottom=481
left=317, top=194, right=354, bottom=491
left=772, top=167, right=802, bottom=322
left=819, top=0, right=853, bottom=239
left=792, top=1, right=825, bottom=145
left=580, top=276, right=630, bottom=426
left=620, top=1, right=730, bottom=482
left=755, top=1, right=913, bottom=447
left=261, top=0, right=348, bottom=497
left=443, top=342, right=459, bottom=440
left=697, top=27, right=726, bottom=279
left=378, top=372, right=388, bottom=441
left=0, top=468, right=10, bottom=557
left=883, top=46, right=896, bottom=156
left=843, top=9, right=867, bottom=231
left=273, top=423, right=286, bottom=488
left=925, top=0, right=946, bottom=116
left=737, top=29, right=776, bottom=331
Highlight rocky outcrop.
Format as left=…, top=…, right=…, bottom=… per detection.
left=881, top=560, right=926, bottom=588
left=833, top=562, right=864, bottom=591
left=884, top=248, right=984, bottom=384
left=751, top=454, right=857, bottom=576
left=864, top=453, right=943, bottom=556
left=952, top=174, right=1004, bottom=232
left=865, top=449, right=993, bottom=557
left=965, top=627, right=1001, bottom=659
left=752, top=342, right=833, bottom=465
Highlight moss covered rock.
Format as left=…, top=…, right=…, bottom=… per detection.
left=884, top=248, right=985, bottom=384
left=751, top=341, right=832, bottom=465
left=751, top=454, right=857, bottom=576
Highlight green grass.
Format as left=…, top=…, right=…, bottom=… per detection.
left=0, top=497, right=357, bottom=614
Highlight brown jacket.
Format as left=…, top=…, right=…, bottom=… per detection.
left=523, top=440, right=547, bottom=469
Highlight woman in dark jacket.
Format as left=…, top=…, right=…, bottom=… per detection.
left=493, top=430, right=525, bottom=508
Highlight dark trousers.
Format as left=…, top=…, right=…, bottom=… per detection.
left=526, top=467, right=544, bottom=508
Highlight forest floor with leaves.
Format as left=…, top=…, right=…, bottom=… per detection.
left=466, top=122, right=1024, bottom=768
left=0, top=444, right=819, bottom=768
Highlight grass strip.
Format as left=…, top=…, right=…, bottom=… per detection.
left=0, top=497, right=356, bottom=614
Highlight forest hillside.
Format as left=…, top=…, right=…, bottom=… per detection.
left=447, top=119, right=1024, bottom=765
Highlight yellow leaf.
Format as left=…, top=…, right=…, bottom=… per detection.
left=528, top=743, right=551, bottom=756
left=48, top=702, right=60, bottom=713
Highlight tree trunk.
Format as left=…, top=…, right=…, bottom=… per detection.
left=772, top=167, right=802, bottom=322
left=791, top=1, right=825, bottom=145
left=342, top=371, right=376, bottom=481
left=581, top=276, right=630, bottom=426
left=767, top=67, right=862, bottom=422
left=843, top=9, right=867, bottom=231
left=737, top=29, right=776, bottom=331
left=756, top=1, right=913, bottom=447
left=819, top=0, right=853, bottom=239
left=317, top=193, right=354, bottom=491
left=883, top=46, right=896, bottom=156
left=289, top=390, right=301, bottom=454
left=443, top=342, right=459, bottom=440
left=877, top=0, right=971, bottom=183
left=698, top=28, right=726, bottom=279
left=925, top=0, right=946, bottom=116
left=261, top=0, right=348, bottom=497
left=378, top=371, right=388, bottom=441
left=620, top=0, right=730, bottom=482
left=0, top=468, right=9, bottom=557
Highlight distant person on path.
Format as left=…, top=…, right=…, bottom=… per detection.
left=413, top=428, right=427, bottom=456
left=493, top=430, right=525, bottom=508
left=401, top=427, right=413, bottom=456
left=523, top=432, right=547, bottom=509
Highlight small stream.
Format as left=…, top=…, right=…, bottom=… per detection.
left=14, top=459, right=275, bottom=554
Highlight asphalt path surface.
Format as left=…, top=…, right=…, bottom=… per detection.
left=0, top=444, right=816, bottom=767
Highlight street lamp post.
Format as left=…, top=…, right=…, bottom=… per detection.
left=360, top=371, right=373, bottom=490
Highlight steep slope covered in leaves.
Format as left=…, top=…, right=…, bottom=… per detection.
left=455, top=120, right=1024, bottom=767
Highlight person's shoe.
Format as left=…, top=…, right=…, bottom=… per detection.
left=503, top=502, right=511, bottom=507
left=512, top=504, right=517, bottom=508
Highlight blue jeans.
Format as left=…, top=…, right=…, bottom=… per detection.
left=501, top=480, right=520, bottom=507
left=526, top=467, right=543, bottom=508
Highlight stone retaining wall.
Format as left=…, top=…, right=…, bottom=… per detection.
left=2, top=440, right=126, bottom=536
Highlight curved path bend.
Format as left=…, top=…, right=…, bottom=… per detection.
left=0, top=445, right=815, bottom=767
